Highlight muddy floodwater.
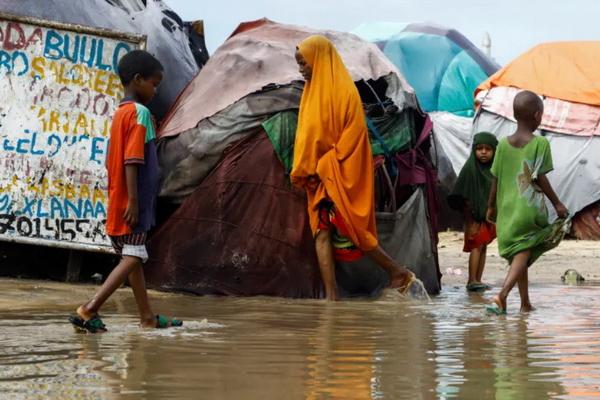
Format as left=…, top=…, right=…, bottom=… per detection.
left=2, top=278, right=600, bottom=399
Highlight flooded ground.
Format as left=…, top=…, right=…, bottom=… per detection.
left=2, top=277, right=600, bottom=399
left=1, top=234, right=600, bottom=399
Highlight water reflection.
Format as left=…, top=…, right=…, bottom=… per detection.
left=1, top=280, right=600, bottom=399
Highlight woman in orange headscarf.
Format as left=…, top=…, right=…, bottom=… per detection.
left=292, top=35, right=415, bottom=300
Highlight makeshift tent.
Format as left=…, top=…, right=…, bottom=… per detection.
left=146, top=19, right=441, bottom=297
left=473, top=42, right=600, bottom=240
left=353, top=22, right=500, bottom=229
left=354, top=22, right=499, bottom=117
left=0, top=0, right=209, bottom=120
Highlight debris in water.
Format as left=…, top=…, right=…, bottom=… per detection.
left=561, top=269, right=584, bottom=284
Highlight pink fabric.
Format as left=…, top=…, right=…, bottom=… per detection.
left=158, top=19, right=413, bottom=138
left=477, top=86, right=600, bottom=136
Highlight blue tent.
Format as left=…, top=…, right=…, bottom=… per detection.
left=353, top=22, right=500, bottom=117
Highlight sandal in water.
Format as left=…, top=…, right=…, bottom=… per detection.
left=68, top=315, right=107, bottom=333
left=466, top=282, right=487, bottom=292
left=155, top=314, right=183, bottom=328
left=485, top=304, right=507, bottom=316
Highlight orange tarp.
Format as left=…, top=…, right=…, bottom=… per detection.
left=476, top=42, right=600, bottom=106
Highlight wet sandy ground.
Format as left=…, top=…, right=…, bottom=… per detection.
left=438, top=231, right=600, bottom=287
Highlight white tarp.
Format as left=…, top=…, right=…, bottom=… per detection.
left=429, top=111, right=472, bottom=190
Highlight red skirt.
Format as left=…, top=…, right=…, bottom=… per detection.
left=463, top=221, right=496, bottom=252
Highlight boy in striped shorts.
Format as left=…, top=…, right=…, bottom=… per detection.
left=69, top=50, right=182, bottom=333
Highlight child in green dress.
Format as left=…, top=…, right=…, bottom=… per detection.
left=448, top=132, right=498, bottom=292
left=486, top=90, right=569, bottom=314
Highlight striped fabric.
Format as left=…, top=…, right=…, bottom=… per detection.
left=109, top=233, right=149, bottom=263
left=317, top=201, right=363, bottom=262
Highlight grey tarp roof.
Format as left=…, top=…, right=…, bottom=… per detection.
left=158, top=83, right=303, bottom=202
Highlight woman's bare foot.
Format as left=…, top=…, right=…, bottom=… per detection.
left=390, top=269, right=415, bottom=293
left=324, top=293, right=340, bottom=301
left=322, top=283, right=340, bottom=301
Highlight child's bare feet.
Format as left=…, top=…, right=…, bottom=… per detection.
left=520, top=303, right=535, bottom=313
left=70, top=304, right=107, bottom=333
left=76, top=305, right=96, bottom=321
left=492, top=294, right=507, bottom=311
left=485, top=294, right=507, bottom=315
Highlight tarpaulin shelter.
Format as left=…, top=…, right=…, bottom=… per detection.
left=473, top=42, right=600, bottom=240
left=353, top=22, right=500, bottom=228
left=145, top=19, right=442, bottom=297
left=0, top=0, right=209, bottom=120
left=353, top=22, right=499, bottom=117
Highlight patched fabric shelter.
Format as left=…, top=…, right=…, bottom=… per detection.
left=146, top=19, right=442, bottom=297
left=353, top=22, right=500, bottom=229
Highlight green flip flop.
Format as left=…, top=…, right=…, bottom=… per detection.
left=466, top=282, right=487, bottom=292
left=155, top=314, right=183, bottom=328
left=68, top=315, right=107, bottom=333
left=485, top=304, right=507, bottom=316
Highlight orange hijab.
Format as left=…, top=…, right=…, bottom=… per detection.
left=291, top=35, right=378, bottom=251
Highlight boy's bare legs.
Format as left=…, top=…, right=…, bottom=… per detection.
left=315, top=230, right=339, bottom=301
left=468, top=247, right=482, bottom=284
left=492, top=250, right=531, bottom=312
left=476, top=245, right=487, bottom=283
left=366, top=245, right=414, bottom=290
left=127, top=264, right=157, bottom=327
left=517, top=267, right=534, bottom=312
left=77, top=256, right=141, bottom=320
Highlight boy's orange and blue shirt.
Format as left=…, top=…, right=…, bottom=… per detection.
left=105, top=100, right=159, bottom=237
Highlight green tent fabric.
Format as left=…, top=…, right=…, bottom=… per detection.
left=263, top=111, right=298, bottom=174
left=262, top=110, right=415, bottom=173
left=368, top=110, right=415, bottom=156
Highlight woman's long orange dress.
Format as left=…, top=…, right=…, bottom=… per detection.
left=290, top=35, right=378, bottom=251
